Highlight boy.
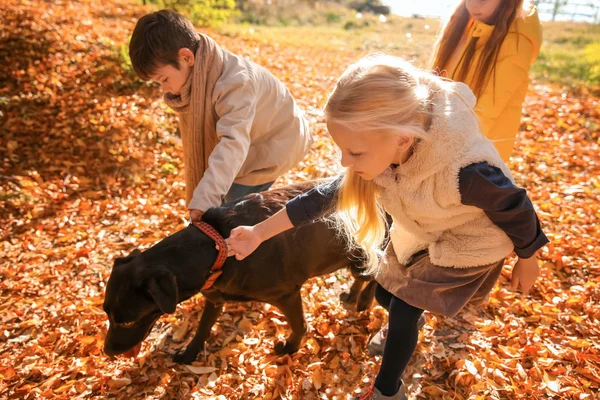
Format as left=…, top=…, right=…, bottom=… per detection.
left=129, top=10, right=312, bottom=220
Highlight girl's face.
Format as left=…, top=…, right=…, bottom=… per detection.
left=327, top=120, right=414, bottom=181
left=465, top=0, right=502, bottom=23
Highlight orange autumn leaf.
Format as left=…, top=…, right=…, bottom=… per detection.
left=1, top=0, right=599, bottom=399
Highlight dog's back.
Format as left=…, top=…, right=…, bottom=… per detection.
left=201, top=180, right=364, bottom=304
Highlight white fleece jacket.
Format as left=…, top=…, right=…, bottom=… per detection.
left=374, top=81, right=515, bottom=268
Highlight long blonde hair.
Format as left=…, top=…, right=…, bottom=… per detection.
left=325, top=55, right=436, bottom=274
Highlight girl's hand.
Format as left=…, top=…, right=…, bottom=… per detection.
left=225, top=226, right=263, bottom=260
left=223, top=208, right=295, bottom=260
left=510, top=255, right=540, bottom=294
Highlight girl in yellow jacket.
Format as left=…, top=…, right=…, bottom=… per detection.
left=431, top=0, right=543, bottom=162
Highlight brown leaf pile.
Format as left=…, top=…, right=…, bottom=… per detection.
left=1, top=1, right=598, bottom=399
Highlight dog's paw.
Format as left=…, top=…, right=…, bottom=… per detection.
left=274, top=340, right=299, bottom=355
left=356, top=297, right=373, bottom=312
left=339, top=292, right=359, bottom=312
left=173, top=349, right=198, bottom=364
left=339, top=291, right=353, bottom=304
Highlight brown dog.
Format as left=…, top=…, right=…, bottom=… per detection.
left=103, top=181, right=376, bottom=364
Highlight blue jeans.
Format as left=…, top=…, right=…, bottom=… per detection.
left=223, top=181, right=275, bottom=204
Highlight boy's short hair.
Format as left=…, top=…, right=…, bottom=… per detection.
left=129, top=10, right=199, bottom=80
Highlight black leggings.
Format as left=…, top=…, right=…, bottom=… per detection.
left=374, top=284, right=424, bottom=396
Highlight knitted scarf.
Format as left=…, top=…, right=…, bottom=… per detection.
left=163, top=33, right=225, bottom=205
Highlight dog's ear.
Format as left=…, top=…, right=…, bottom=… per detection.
left=146, top=271, right=178, bottom=314
left=114, top=249, right=142, bottom=267
left=114, top=256, right=129, bottom=267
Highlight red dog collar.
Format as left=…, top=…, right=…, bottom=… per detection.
left=192, top=220, right=228, bottom=290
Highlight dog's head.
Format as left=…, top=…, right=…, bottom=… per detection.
left=103, top=249, right=179, bottom=356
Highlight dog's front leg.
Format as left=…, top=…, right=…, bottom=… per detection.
left=356, top=279, right=377, bottom=311
left=272, top=290, right=306, bottom=355
left=174, top=300, right=223, bottom=364
left=340, top=278, right=365, bottom=308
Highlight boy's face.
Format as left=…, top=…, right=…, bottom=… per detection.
left=150, top=48, right=195, bottom=96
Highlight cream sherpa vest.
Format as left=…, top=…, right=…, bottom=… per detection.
left=374, top=81, right=515, bottom=268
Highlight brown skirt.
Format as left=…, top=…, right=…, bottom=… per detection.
left=376, top=244, right=504, bottom=318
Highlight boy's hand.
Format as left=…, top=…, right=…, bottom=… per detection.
left=510, top=255, right=540, bottom=294
left=190, top=209, right=204, bottom=222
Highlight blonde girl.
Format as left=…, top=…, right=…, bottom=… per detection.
left=225, top=55, right=548, bottom=399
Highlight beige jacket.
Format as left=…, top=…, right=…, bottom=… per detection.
left=188, top=49, right=312, bottom=211
left=374, top=81, right=514, bottom=269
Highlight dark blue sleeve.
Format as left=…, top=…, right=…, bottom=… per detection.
left=285, top=175, right=342, bottom=227
left=459, top=162, right=549, bottom=259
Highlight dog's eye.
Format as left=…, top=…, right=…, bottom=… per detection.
left=118, top=321, right=136, bottom=328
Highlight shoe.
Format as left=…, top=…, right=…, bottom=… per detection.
left=351, top=383, right=408, bottom=400
left=368, top=314, right=426, bottom=356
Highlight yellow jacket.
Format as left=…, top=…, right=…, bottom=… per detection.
left=440, top=7, right=542, bottom=161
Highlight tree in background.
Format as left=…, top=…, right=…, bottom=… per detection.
left=145, top=0, right=238, bottom=27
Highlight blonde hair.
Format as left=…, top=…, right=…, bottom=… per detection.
left=325, top=55, right=438, bottom=274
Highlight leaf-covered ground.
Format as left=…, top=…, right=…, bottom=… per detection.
left=1, top=1, right=599, bottom=399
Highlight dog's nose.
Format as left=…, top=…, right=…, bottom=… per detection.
left=103, top=344, right=119, bottom=357
left=103, top=330, right=129, bottom=356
